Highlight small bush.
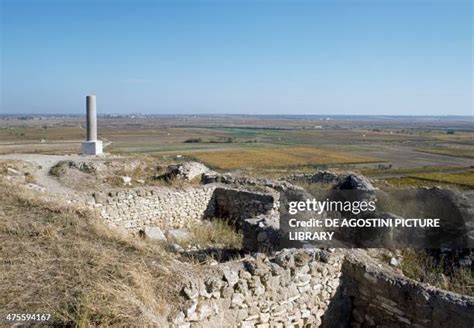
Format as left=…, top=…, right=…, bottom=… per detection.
left=49, top=161, right=67, bottom=176
left=183, top=138, right=202, bottom=143
left=24, top=172, right=35, bottom=183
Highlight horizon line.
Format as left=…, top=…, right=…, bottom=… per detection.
left=1, top=113, right=473, bottom=118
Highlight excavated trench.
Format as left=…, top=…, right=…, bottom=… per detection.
left=90, top=172, right=473, bottom=327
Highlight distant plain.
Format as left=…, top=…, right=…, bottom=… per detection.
left=1, top=115, right=473, bottom=188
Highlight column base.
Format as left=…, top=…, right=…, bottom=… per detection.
left=81, top=140, right=103, bottom=155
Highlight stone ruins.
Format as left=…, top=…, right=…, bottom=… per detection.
left=2, top=156, right=472, bottom=327
left=84, top=162, right=473, bottom=327
left=170, top=248, right=473, bottom=327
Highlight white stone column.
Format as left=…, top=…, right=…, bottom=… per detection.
left=86, top=95, right=97, bottom=141
left=81, top=95, right=103, bottom=155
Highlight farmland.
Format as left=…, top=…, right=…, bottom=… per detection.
left=384, top=172, right=474, bottom=190
left=190, top=146, right=376, bottom=170
left=0, top=115, right=473, bottom=189
left=416, top=148, right=474, bottom=159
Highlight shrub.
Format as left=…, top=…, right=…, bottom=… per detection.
left=183, top=138, right=202, bottom=143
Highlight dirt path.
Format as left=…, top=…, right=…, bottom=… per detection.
left=0, top=154, right=92, bottom=202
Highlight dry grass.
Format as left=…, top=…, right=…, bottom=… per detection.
left=359, top=165, right=467, bottom=177
left=383, top=177, right=459, bottom=189
left=48, top=156, right=187, bottom=190
left=0, top=182, right=187, bottom=326
left=0, top=160, right=37, bottom=185
left=191, top=146, right=376, bottom=170
left=186, top=219, right=243, bottom=249
left=400, top=249, right=473, bottom=296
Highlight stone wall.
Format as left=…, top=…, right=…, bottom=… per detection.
left=285, top=171, right=340, bottom=185
left=212, top=188, right=279, bottom=229
left=339, top=252, right=474, bottom=328
left=93, top=184, right=278, bottom=231
left=172, top=249, right=344, bottom=327
left=171, top=249, right=474, bottom=328
left=89, top=168, right=474, bottom=328
left=94, top=185, right=217, bottom=230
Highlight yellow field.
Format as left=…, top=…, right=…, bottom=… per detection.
left=385, top=177, right=453, bottom=189
left=412, top=171, right=474, bottom=188
left=416, top=148, right=474, bottom=159
left=385, top=171, right=474, bottom=188
left=191, top=146, right=376, bottom=170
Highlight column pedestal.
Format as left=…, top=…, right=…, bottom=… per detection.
left=81, top=140, right=103, bottom=155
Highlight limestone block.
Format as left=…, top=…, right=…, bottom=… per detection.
left=142, top=227, right=166, bottom=241
left=167, top=229, right=191, bottom=243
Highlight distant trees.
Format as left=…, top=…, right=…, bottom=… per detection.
left=184, top=138, right=202, bottom=143
left=183, top=137, right=258, bottom=144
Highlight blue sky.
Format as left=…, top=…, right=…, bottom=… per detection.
left=1, top=0, right=472, bottom=115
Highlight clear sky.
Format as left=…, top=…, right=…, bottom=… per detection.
left=0, top=0, right=472, bottom=115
